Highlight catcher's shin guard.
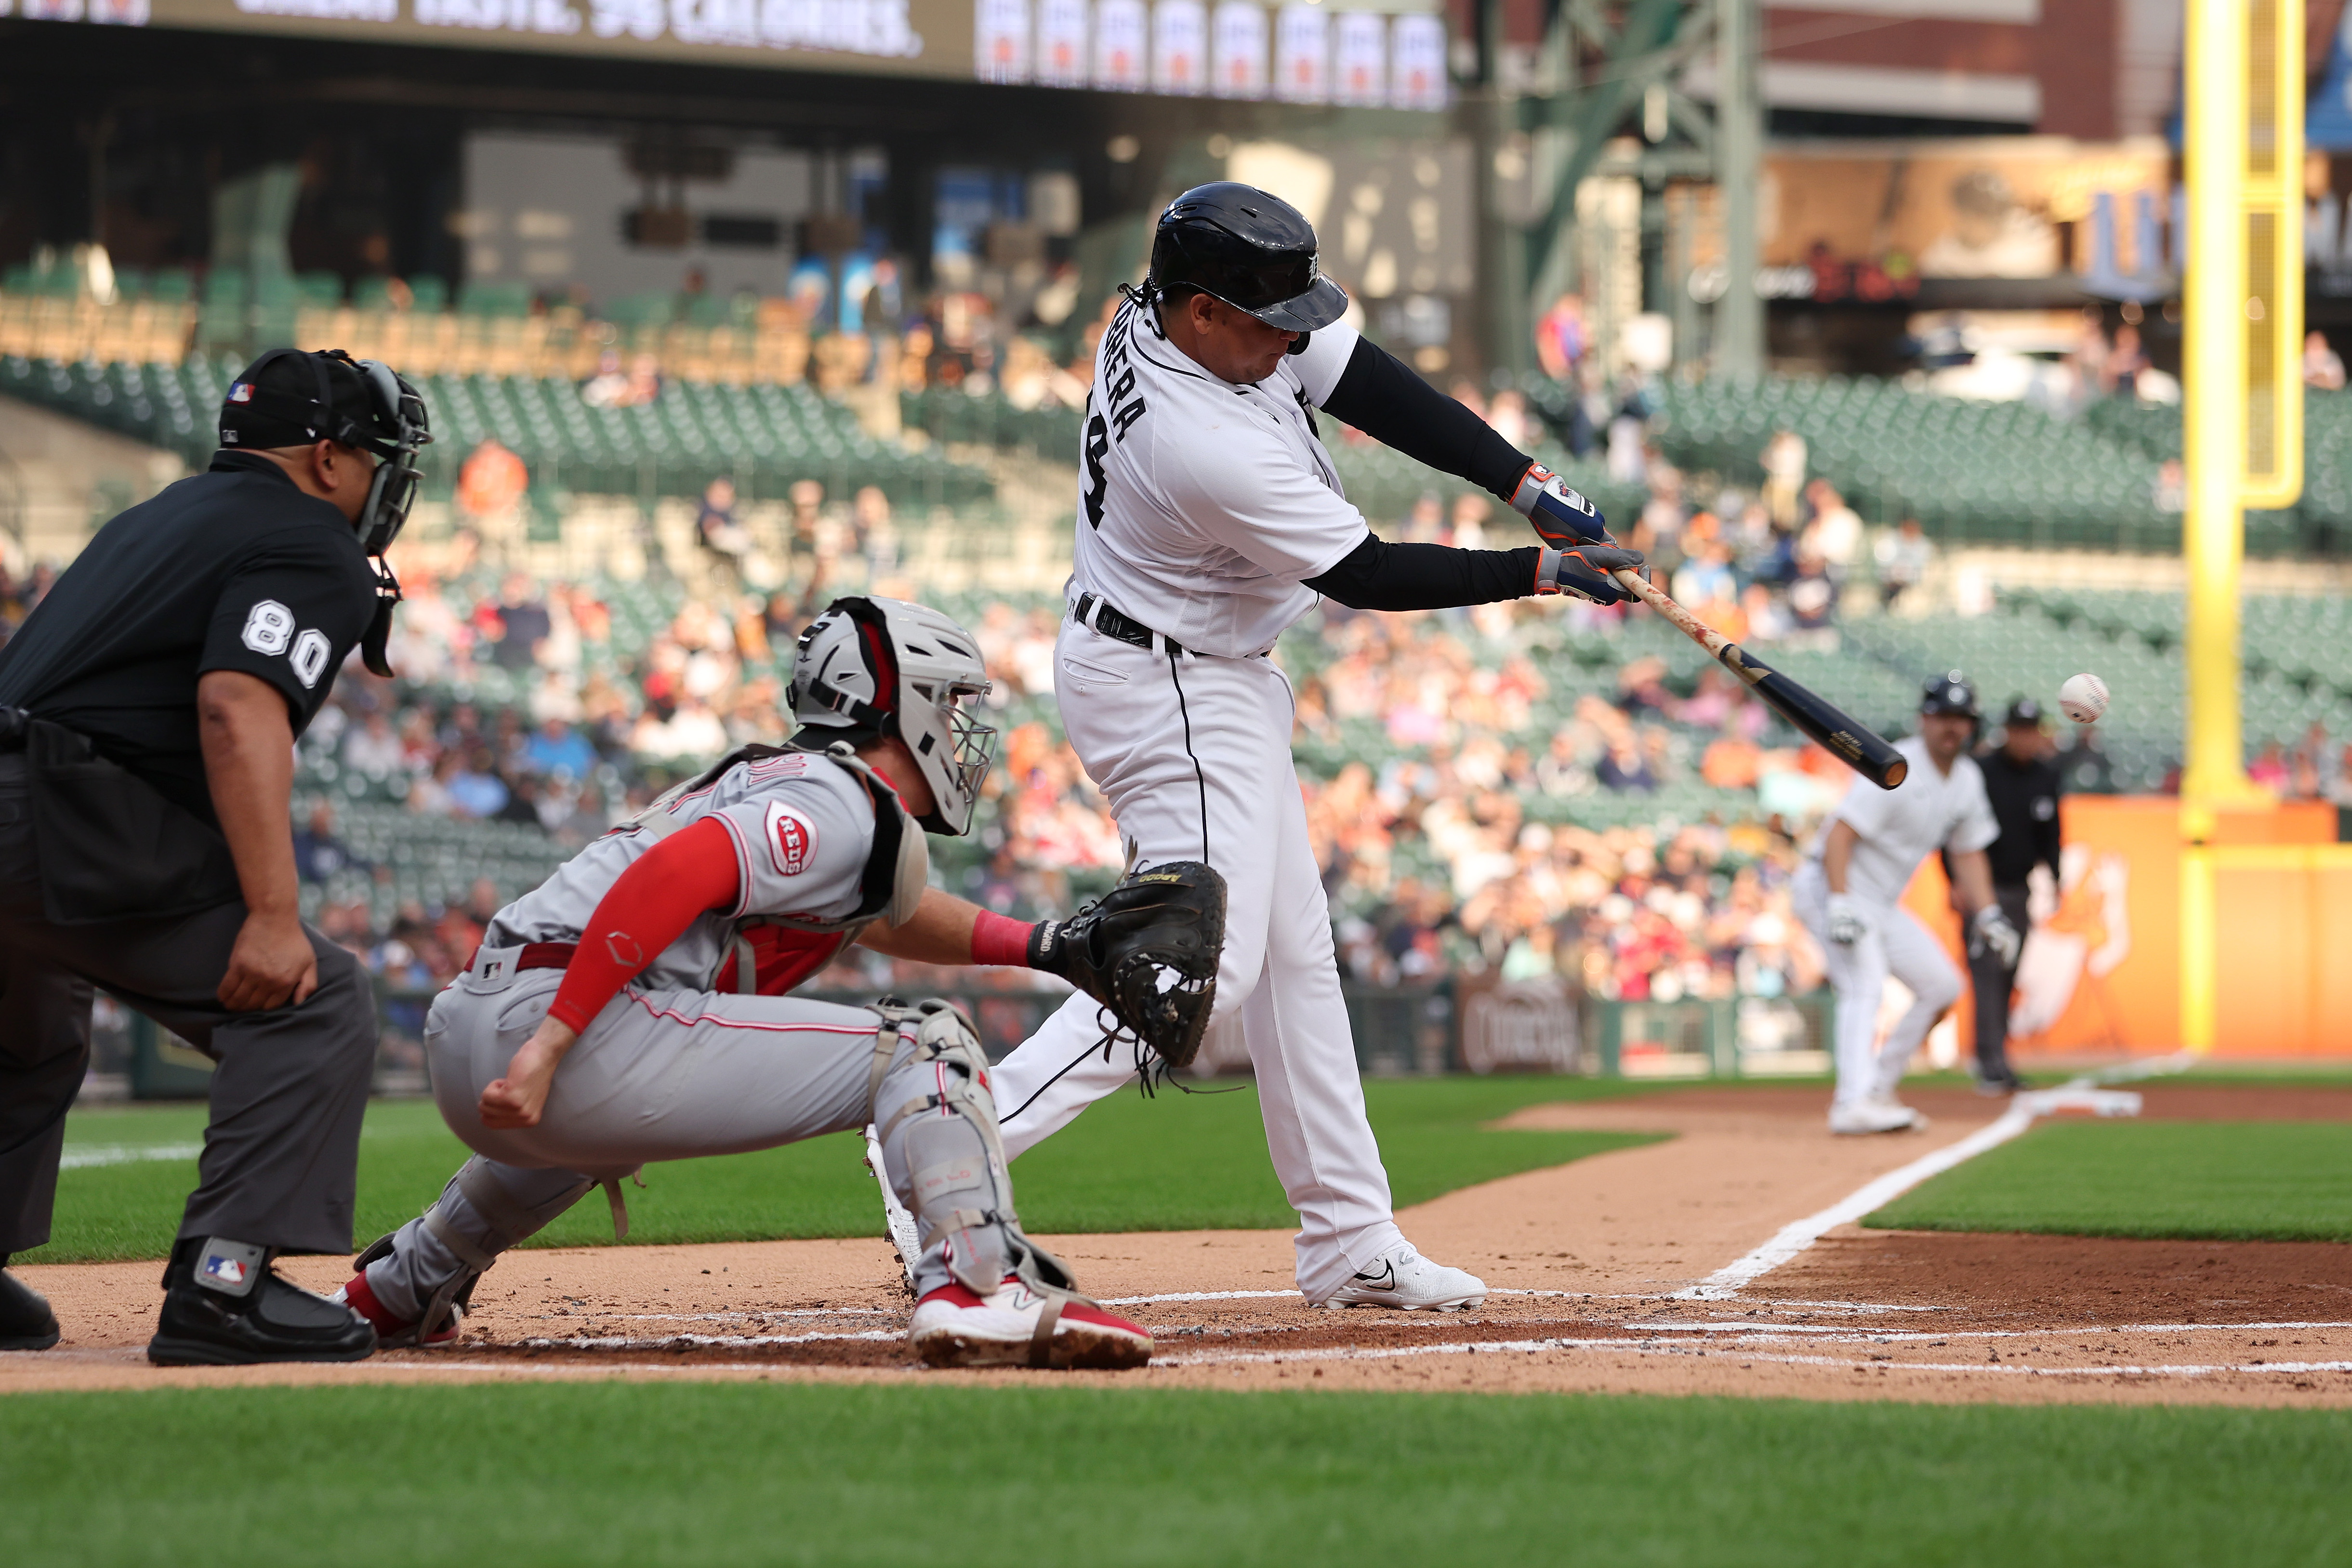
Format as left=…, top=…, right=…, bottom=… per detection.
left=873, top=999, right=1075, bottom=1298
left=354, top=1158, right=596, bottom=1344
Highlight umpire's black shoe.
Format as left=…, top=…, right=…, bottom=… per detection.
left=0, top=1256, right=62, bottom=1351
left=147, top=1237, right=375, bottom=1366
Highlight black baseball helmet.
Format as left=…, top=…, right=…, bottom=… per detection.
left=1920, top=670, right=1980, bottom=719
left=1148, top=181, right=1349, bottom=334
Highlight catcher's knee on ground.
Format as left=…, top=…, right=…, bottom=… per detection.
left=873, top=998, right=1074, bottom=1299
left=357, top=1157, right=596, bottom=1340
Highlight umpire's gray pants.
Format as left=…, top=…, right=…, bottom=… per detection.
left=0, top=754, right=380, bottom=1255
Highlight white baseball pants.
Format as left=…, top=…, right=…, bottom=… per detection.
left=988, top=619, right=1404, bottom=1303
left=1792, top=864, right=1962, bottom=1107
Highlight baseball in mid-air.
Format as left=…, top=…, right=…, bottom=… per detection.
left=2058, top=672, right=2109, bottom=724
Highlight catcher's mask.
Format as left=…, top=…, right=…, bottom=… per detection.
left=790, top=595, right=996, bottom=836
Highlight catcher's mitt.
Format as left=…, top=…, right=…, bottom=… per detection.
left=1030, top=861, right=1227, bottom=1074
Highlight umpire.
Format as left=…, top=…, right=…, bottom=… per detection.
left=0, top=349, right=429, bottom=1363
left=1969, top=697, right=2062, bottom=1094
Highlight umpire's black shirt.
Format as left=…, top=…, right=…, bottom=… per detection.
left=0, top=451, right=376, bottom=828
left=1979, top=748, right=2064, bottom=888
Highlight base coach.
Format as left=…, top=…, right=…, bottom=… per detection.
left=0, top=349, right=429, bottom=1363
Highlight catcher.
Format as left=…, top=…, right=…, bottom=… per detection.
left=332, top=596, right=1224, bottom=1369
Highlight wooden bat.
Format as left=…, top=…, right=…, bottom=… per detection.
left=1610, top=569, right=1909, bottom=791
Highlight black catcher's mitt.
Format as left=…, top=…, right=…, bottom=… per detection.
left=1030, top=861, right=1227, bottom=1073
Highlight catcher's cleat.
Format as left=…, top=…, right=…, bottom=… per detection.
left=333, top=1270, right=463, bottom=1349
left=1313, top=1241, right=1487, bottom=1312
left=910, top=1277, right=1152, bottom=1370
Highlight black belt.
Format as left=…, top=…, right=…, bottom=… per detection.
left=1072, top=593, right=1185, bottom=657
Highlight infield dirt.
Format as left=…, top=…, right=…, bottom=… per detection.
left=8, top=1082, right=2349, bottom=1407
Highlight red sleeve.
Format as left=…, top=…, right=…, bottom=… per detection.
left=547, top=817, right=742, bottom=1032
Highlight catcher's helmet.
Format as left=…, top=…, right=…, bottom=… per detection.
left=1148, top=181, right=1349, bottom=335
left=790, top=596, right=996, bottom=836
left=1920, top=670, right=1980, bottom=720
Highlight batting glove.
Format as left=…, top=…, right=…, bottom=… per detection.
left=1970, top=906, right=2022, bottom=968
left=1825, top=893, right=1869, bottom=947
left=1510, top=463, right=1612, bottom=548
left=1536, top=545, right=1645, bottom=606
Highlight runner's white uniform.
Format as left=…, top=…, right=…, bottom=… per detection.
left=1792, top=734, right=1999, bottom=1107
left=988, top=296, right=1421, bottom=1303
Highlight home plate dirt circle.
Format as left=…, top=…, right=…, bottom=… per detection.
left=10, top=1083, right=2351, bottom=1406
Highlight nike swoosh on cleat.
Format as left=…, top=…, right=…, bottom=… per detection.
left=1350, top=1263, right=1396, bottom=1291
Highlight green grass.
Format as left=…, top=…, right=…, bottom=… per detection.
left=1867, top=1120, right=2352, bottom=1242
left=5, top=1383, right=2347, bottom=1567
left=26, top=1075, right=1668, bottom=1263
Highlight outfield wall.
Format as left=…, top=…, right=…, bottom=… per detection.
left=1902, top=797, right=2352, bottom=1059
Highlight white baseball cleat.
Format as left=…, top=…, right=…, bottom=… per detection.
left=909, top=1277, right=1152, bottom=1370
left=1829, top=1100, right=1924, bottom=1135
left=1315, top=1242, right=1488, bottom=1311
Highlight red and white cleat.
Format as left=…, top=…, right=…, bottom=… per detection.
left=331, top=1273, right=463, bottom=1349
left=910, top=1277, right=1152, bottom=1370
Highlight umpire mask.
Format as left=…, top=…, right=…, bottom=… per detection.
left=222, top=349, right=433, bottom=677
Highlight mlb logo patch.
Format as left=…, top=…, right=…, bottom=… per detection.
left=200, top=1251, right=250, bottom=1287
left=767, top=804, right=817, bottom=877
left=228, top=382, right=255, bottom=403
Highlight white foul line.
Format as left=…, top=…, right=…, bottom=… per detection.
left=1673, top=1075, right=2157, bottom=1301
left=59, top=1143, right=203, bottom=1170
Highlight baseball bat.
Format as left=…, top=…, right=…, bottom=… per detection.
left=1609, top=569, right=1909, bottom=791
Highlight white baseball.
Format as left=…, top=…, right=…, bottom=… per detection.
left=2058, top=672, right=2109, bottom=724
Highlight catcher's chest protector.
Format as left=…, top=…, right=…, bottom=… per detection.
left=627, top=742, right=929, bottom=996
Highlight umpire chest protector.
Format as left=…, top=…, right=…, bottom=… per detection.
left=626, top=741, right=927, bottom=993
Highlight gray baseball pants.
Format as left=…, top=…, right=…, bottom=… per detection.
left=0, top=754, right=380, bottom=1256
left=360, top=949, right=1011, bottom=1320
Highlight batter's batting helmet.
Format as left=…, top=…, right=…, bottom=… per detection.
left=1147, top=181, right=1349, bottom=335
left=1920, top=670, right=1980, bottom=720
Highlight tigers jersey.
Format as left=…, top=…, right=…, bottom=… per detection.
left=1071, top=295, right=1371, bottom=658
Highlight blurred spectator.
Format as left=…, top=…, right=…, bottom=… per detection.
left=697, top=477, right=753, bottom=572
left=1874, top=518, right=1933, bottom=609
left=456, top=438, right=529, bottom=525
left=2154, top=459, right=2187, bottom=514
left=292, top=802, right=368, bottom=884
left=1760, top=427, right=1807, bottom=527
left=487, top=573, right=550, bottom=671
left=2303, top=330, right=2347, bottom=391
left=2247, top=739, right=2290, bottom=792
left=1800, top=480, right=1863, bottom=581
left=1535, top=292, right=1587, bottom=381
left=525, top=717, right=598, bottom=781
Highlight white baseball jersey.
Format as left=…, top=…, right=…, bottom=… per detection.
left=1073, top=295, right=1372, bottom=657
left=1807, top=734, right=1999, bottom=907
left=486, top=749, right=875, bottom=995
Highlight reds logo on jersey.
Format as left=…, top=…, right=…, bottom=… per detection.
left=766, top=802, right=818, bottom=876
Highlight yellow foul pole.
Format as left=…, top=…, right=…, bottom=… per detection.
left=2180, top=0, right=2254, bottom=817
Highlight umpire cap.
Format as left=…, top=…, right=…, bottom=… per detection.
left=1920, top=670, right=1980, bottom=719
left=220, top=348, right=414, bottom=459
left=1148, top=182, right=1350, bottom=334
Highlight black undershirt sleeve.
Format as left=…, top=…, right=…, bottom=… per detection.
left=1304, top=533, right=1542, bottom=612
left=1317, top=336, right=1534, bottom=501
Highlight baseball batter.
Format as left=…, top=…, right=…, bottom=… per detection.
left=1793, top=672, right=2021, bottom=1134
left=984, top=183, right=1645, bottom=1308
left=333, top=596, right=1161, bottom=1369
